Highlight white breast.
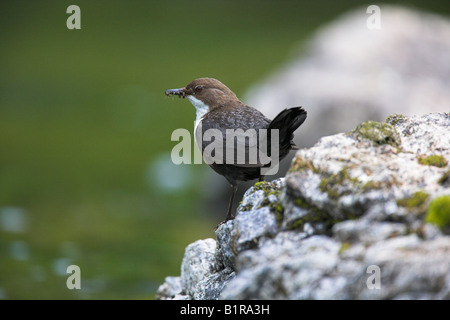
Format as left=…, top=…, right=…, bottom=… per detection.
left=187, top=96, right=210, bottom=145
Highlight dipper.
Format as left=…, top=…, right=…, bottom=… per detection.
left=165, top=78, right=306, bottom=225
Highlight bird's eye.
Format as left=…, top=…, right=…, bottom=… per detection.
left=195, top=85, right=203, bottom=93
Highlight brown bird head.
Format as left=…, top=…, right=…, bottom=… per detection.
left=165, top=78, right=239, bottom=112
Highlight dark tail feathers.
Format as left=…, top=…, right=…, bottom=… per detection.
left=268, top=106, right=307, bottom=158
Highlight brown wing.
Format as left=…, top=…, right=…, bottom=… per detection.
left=195, top=104, right=271, bottom=167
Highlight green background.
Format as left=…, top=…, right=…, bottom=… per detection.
left=1, top=0, right=448, bottom=299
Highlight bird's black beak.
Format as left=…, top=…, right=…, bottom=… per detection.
left=165, top=88, right=186, bottom=99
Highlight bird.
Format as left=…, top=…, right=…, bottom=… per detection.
left=165, top=77, right=307, bottom=225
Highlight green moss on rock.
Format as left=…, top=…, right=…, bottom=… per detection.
left=338, top=242, right=351, bottom=255
left=426, top=195, right=450, bottom=233
left=349, top=120, right=401, bottom=148
left=238, top=204, right=253, bottom=212
left=397, top=191, right=429, bottom=210
left=319, top=167, right=358, bottom=200
left=251, top=181, right=284, bottom=224
left=289, top=196, right=338, bottom=233
left=251, top=181, right=281, bottom=197
left=271, top=202, right=284, bottom=224
left=417, top=154, right=448, bottom=168
left=386, top=113, right=407, bottom=126
left=294, top=197, right=310, bottom=209
left=288, top=205, right=335, bottom=234
left=438, top=169, right=450, bottom=185
left=362, top=180, right=384, bottom=191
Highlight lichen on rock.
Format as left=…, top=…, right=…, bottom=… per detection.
left=348, top=120, right=401, bottom=148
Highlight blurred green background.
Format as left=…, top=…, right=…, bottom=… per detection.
left=1, top=0, right=449, bottom=299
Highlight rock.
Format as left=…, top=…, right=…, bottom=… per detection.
left=155, top=276, right=190, bottom=300
left=215, top=179, right=284, bottom=270
left=332, top=219, right=407, bottom=244
left=220, top=233, right=342, bottom=300
left=156, top=112, right=450, bottom=300
left=351, top=235, right=450, bottom=299
left=286, top=113, right=450, bottom=234
left=157, top=238, right=235, bottom=300
left=180, top=239, right=217, bottom=298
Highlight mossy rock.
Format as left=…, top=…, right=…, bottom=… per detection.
left=362, top=180, right=384, bottom=191
left=397, top=191, right=429, bottom=212
left=349, top=120, right=401, bottom=148
left=238, top=204, right=253, bottom=212
left=385, top=113, right=407, bottom=126
left=249, top=180, right=284, bottom=224
left=289, top=156, right=319, bottom=173
left=251, top=181, right=281, bottom=197
left=289, top=195, right=340, bottom=234
left=338, top=242, right=351, bottom=255
left=294, top=197, right=310, bottom=209
left=438, top=169, right=450, bottom=186
left=425, top=195, right=450, bottom=233
left=319, top=167, right=358, bottom=200
left=270, top=202, right=284, bottom=224
left=417, top=154, right=448, bottom=168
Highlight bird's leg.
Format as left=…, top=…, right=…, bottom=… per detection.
left=214, top=184, right=238, bottom=231
left=225, top=184, right=238, bottom=221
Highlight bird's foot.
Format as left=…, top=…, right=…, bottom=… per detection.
left=213, top=214, right=235, bottom=231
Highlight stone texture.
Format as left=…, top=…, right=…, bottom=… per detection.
left=157, top=112, right=450, bottom=300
